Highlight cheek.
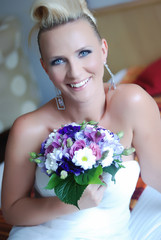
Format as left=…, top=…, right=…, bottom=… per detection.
left=87, top=56, right=104, bottom=76
left=47, top=68, right=65, bottom=86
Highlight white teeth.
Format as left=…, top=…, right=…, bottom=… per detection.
left=70, top=78, right=89, bottom=88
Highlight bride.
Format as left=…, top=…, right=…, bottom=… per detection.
left=2, top=0, right=161, bottom=239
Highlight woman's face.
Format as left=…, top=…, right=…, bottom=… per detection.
left=39, top=19, right=107, bottom=103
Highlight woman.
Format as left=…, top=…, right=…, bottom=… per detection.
left=2, top=0, right=161, bottom=239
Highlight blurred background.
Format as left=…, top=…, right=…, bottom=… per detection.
left=0, top=1, right=161, bottom=236
left=0, top=0, right=136, bottom=133
left=0, top=0, right=160, bottom=133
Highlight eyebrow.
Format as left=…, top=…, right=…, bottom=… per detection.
left=48, top=46, right=92, bottom=61
left=49, top=55, right=64, bottom=61
left=75, top=46, right=92, bottom=53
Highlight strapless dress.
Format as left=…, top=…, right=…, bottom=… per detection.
left=8, top=161, right=140, bottom=240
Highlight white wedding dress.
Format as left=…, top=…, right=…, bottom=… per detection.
left=8, top=160, right=141, bottom=240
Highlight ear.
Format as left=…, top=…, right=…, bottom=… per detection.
left=101, top=39, right=108, bottom=62
left=40, top=58, right=48, bottom=74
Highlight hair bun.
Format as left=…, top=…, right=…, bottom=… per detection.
left=30, top=0, right=96, bottom=29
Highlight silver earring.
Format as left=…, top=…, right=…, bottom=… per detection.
left=55, top=88, right=65, bottom=110
left=104, top=63, right=116, bottom=90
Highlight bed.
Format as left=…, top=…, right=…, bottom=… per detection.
left=1, top=0, right=161, bottom=238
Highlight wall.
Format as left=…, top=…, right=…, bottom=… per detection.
left=87, top=0, right=136, bottom=9
left=94, top=0, right=161, bottom=73
left=0, top=0, right=55, bottom=107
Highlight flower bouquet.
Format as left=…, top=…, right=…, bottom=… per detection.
left=29, top=121, right=135, bottom=208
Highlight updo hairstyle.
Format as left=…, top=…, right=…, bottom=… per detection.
left=29, top=0, right=101, bottom=53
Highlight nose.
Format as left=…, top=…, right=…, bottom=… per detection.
left=66, top=59, right=82, bottom=80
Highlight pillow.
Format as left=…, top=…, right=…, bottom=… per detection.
left=0, top=209, right=12, bottom=240
left=121, top=66, right=145, bottom=84
left=130, top=174, right=146, bottom=211
left=134, top=58, right=161, bottom=96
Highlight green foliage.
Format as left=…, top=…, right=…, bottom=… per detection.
left=122, top=147, right=135, bottom=156
left=103, top=164, right=120, bottom=183
left=75, top=165, right=105, bottom=186
left=54, top=175, right=87, bottom=208
left=67, top=138, right=73, bottom=148
left=116, top=131, right=124, bottom=139
left=100, top=150, right=109, bottom=161
left=29, top=152, right=42, bottom=163
left=80, top=120, right=98, bottom=130
left=45, top=173, right=61, bottom=190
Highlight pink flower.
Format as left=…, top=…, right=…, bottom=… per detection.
left=84, top=127, right=105, bottom=143
left=69, top=140, right=86, bottom=157
left=89, top=142, right=101, bottom=160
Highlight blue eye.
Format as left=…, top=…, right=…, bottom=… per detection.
left=50, top=58, right=65, bottom=66
left=79, top=50, right=92, bottom=58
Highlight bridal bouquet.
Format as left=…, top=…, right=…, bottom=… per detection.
left=29, top=121, right=135, bottom=208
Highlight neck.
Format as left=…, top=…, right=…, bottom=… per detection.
left=63, top=89, right=106, bottom=124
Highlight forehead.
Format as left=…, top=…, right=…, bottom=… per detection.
left=39, top=19, right=101, bottom=57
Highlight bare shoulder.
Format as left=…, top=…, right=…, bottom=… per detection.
left=109, top=83, right=159, bottom=116
left=112, top=83, right=153, bottom=104
left=7, top=103, right=54, bottom=156
left=10, top=110, right=45, bottom=140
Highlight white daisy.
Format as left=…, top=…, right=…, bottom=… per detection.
left=72, top=147, right=96, bottom=170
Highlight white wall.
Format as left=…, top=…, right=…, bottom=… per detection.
left=0, top=0, right=135, bottom=106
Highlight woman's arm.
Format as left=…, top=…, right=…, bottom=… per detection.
left=1, top=113, right=106, bottom=226
left=1, top=114, right=76, bottom=226
left=127, top=84, right=161, bottom=192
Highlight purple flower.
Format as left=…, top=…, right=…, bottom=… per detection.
left=37, top=156, right=50, bottom=175
left=69, top=140, right=86, bottom=157
left=56, top=155, right=83, bottom=176
left=40, top=140, right=46, bottom=154
left=59, top=125, right=81, bottom=138
left=89, top=142, right=101, bottom=160
left=45, top=144, right=54, bottom=155
left=84, top=127, right=105, bottom=143
left=52, top=141, right=60, bottom=148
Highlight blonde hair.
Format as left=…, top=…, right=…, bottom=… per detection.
left=29, top=0, right=101, bottom=48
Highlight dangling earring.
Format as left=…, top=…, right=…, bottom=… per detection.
left=55, top=88, right=65, bottom=110
left=104, top=62, right=116, bottom=90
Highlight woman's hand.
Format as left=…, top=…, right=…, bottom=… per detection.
left=78, top=182, right=107, bottom=210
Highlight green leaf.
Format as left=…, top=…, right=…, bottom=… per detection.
left=114, top=159, right=125, bottom=168
left=100, top=150, right=109, bottom=161
left=45, top=173, right=61, bottom=190
left=34, top=158, right=43, bottom=164
left=29, top=152, right=38, bottom=159
left=87, top=121, right=98, bottom=126
left=80, top=121, right=87, bottom=130
left=80, top=120, right=98, bottom=130
left=81, top=120, right=86, bottom=125
left=122, top=147, right=135, bottom=156
left=75, top=166, right=105, bottom=186
left=116, top=131, right=124, bottom=139
left=103, top=164, right=120, bottom=183
left=55, top=175, right=87, bottom=208
left=67, top=138, right=73, bottom=148
left=29, top=152, right=42, bottom=163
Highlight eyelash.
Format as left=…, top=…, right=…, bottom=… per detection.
left=50, top=58, right=65, bottom=66
left=79, top=50, right=92, bottom=57
left=50, top=50, right=92, bottom=66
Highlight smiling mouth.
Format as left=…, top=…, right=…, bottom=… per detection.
left=69, top=78, right=90, bottom=88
